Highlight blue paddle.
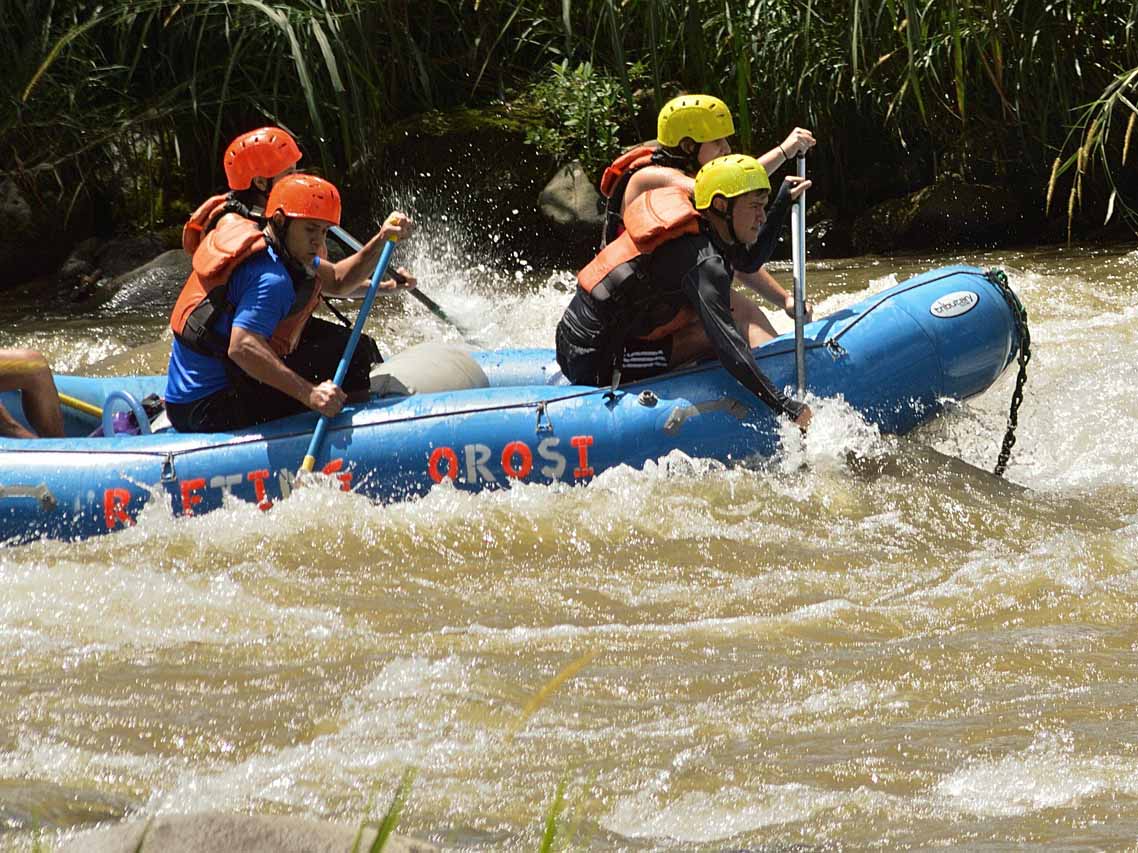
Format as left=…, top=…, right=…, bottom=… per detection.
left=299, top=236, right=397, bottom=475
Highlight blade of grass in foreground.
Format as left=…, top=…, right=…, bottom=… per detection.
left=512, top=648, right=599, bottom=737
left=352, top=766, right=417, bottom=853
left=537, top=776, right=568, bottom=853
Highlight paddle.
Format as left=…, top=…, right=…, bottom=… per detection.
left=299, top=236, right=398, bottom=475
left=328, top=224, right=483, bottom=345
left=58, top=392, right=103, bottom=418
left=790, top=153, right=808, bottom=398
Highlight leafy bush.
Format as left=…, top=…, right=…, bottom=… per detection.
left=5, top=0, right=1138, bottom=233
left=523, top=60, right=637, bottom=178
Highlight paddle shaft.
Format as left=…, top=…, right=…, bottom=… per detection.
left=58, top=392, right=103, bottom=418
left=791, top=154, right=808, bottom=398
left=328, top=225, right=479, bottom=342
left=299, top=238, right=397, bottom=474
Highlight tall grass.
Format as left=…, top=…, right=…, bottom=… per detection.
left=1053, top=64, right=1138, bottom=233
left=3, top=0, right=1137, bottom=229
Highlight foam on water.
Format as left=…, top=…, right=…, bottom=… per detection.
left=922, top=259, right=1138, bottom=491
left=603, top=783, right=856, bottom=842
left=0, top=548, right=342, bottom=655
left=932, top=730, right=1138, bottom=818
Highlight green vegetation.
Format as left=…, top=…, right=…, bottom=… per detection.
left=524, top=61, right=636, bottom=178
left=537, top=776, right=569, bottom=853
left=2, top=0, right=1137, bottom=232
left=352, top=767, right=416, bottom=853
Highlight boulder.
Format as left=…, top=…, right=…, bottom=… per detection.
left=538, top=161, right=604, bottom=253
left=0, top=179, right=48, bottom=288
left=57, top=812, right=436, bottom=853
left=92, top=248, right=190, bottom=312
left=851, top=178, right=1034, bottom=254
left=94, top=233, right=171, bottom=279
left=55, top=233, right=175, bottom=302
left=0, top=176, right=96, bottom=289
left=0, top=179, right=33, bottom=233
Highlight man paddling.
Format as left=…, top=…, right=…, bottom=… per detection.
left=557, top=154, right=812, bottom=428
left=182, top=126, right=303, bottom=256
left=598, top=95, right=815, bottom=344
left=186, top=126, right=416, bottom=314
left=165, top=174, right=415, bottom=433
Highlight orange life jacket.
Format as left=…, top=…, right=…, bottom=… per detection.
left=170, top=214, right=322, bottom=358
left=577, top=185, right=702, bottom=341
left=182, top=194, right=230, bottom=256
left=598, top=144, right=659, bottom=248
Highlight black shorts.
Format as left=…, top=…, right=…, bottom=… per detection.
left=167, top=317, right=381, bottom=433
left=618, top=338, right=673, bottom=381
left=556, top=322, right=673, bottom=387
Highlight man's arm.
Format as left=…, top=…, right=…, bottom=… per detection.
left=683, top=257, right=807, bottom=422
left=736, top=267, right=813, bottom=320
left=228, top=327, right=345, bottom=417
left=738, top=267, right=789, bottom=305
left=320, top=213, right=414, bottom=297
left=756, top=127, right=816, bottom=175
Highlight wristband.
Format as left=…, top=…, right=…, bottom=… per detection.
left=777, top=143, right=788, bottom=160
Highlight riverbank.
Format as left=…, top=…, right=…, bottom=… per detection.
left=4, top=102, right=1128, bottom=300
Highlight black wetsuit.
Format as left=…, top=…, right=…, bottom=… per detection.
left=556, top=180, right=804, bottom=420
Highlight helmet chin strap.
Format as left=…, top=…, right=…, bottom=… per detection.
left=682, top=140, right=703, bottom=176
left=268, top=218, right=315, bottom=279
left=708, top=198, right=742, bottom=245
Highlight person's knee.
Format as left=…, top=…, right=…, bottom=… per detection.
left=0, top=349, right=52, bottom=391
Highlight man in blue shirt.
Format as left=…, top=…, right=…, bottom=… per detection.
left=165, top=174, right=414, bottom=432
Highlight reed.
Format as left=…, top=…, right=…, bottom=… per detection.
left=3, top=0, right=1137, bottom=228
left=352, top=767, right=417, bottom=853
left=537, top=776, right=568, bottom=853
left=1055, top=64, right=1138, bottom=230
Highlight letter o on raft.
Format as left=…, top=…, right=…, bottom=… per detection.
left=501, top=441, right=533, bottom=479
left=428, top=446, right=460, bottom=483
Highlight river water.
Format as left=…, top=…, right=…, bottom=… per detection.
left=2, top=231, right=1138, bottom=850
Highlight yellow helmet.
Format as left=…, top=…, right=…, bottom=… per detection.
left=657, top=95, right=735, bottom=147
left=693, top=155, right=771, bottom=210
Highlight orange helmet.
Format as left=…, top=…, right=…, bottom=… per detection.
left=265, top=174, right=341, bottom=225
left=223, top=127, right=302, bottom=190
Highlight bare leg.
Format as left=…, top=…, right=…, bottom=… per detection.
left=0, top=349, right=65, bottom=438
left=669, top=290, right=778, bottom=366
left=729, top=289, right=779, bottom=347
left=0, top=403, right=36, bottom=439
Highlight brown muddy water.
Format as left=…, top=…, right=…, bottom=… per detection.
left=2, top=236, right=1138, bottom=850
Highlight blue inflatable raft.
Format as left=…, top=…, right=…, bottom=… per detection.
left=0, top=265, right=1023, bottom=544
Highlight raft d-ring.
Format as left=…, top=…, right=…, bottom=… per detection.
left=535, top=401, right=555, bottom=434
left=102, top=390, right=152, bottom=436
